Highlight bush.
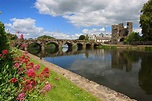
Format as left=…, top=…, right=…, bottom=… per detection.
left=124, top=32, right=141, bottom=44
left=145, top=47, right=152, bottom=52
left=0, top=22, right=9, bottom=52
left=0, top=21, right=17, bottom=100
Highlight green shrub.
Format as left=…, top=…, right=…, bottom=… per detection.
left=98, top=45, right=117, bottom=49
left=145, top=47, right=152, bottom=52
left=0, top=22, right=9, bottom=52
left=0, top=22, right=16, bottom=101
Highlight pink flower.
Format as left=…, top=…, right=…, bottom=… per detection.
left=10, top=78, right=17, bottom=83
left=41, top=67, right=50, bottom=78
left=24, top=51, right=28, bottom=54
left=33, top=64, right=40, bottom=71
left=44, top=84, right=51, bottom=92
left=40, top=83, right=51, bottom=94
left=14, top=63, right=19, bottom=68
left=20, top=34, right=24, bottom=39
left=27, top=84, right=32, bottom=90
left=27, top=69, right=36, bottom=78
left=0, top=54, right=2, bottom=57
left=17, top=93, right=25, bottom=101
left=2, top=50, right=8, bottom=55
left=22, top=44, right=26, bottom=48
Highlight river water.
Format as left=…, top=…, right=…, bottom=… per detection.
left=30, top=48, right=152, bottom=101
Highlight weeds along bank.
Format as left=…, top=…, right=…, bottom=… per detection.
left=97, top=44, right=152, bottom=52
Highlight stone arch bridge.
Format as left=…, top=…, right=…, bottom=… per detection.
left=15, top=39, right=100, bottom=52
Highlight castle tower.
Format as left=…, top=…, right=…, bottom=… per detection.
left=127, top=22, right=133, bottom=36
left=118, top=23, right=124, bottom=31
left=112, top=25, right=119, bottom=43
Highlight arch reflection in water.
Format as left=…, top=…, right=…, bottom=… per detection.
left=27, top=43, right=41, bottom=55
left=62, top=45, right=68, bottom=52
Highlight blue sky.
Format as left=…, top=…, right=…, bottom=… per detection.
left=0, top=0, right=148, bottom=39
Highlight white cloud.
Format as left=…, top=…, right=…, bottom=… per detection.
left=82, top=28, right=105, bottom=35
left=133, top=28, right=142, bottom=35
left=35, top=0, right=148, bottom=27
left=5, top=18, right=73, bottom=39
left=80, top=27, right=112, bottom=36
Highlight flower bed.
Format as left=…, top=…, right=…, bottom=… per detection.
left=0, top=50, right=51, bottom=101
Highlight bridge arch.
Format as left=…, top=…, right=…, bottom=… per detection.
left=77, top=43, right=83, bottom=50
left=94, top=43, right=100, bottom=49
left=27, top=42, right=41, bottom=54
left=45, top=41, right=59, bottom=49
left=63, top=41, right=73, bottom=49
left=86, top=43, right=92, bottom=49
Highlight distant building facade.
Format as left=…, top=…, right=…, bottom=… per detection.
left=95, top=36, right=111, bottom=43
left=88, top=34, right=111, bottom=43
left=111, top=22, right=133, bottom=44
left=88, top=34, right=96, bottom=40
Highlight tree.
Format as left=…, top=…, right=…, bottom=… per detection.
left=140, top=0, right=152, bottom=41
left=79, top=35, right=85, bottom=40
left=85, top=34, right=89, bottom=40
left=7, top=33, right=18, bottom=40
left=37, top=35, right=55, bottom=39
left=124, top=32, right=141, bottom=44
left=0, top=22, right=9, bottom=52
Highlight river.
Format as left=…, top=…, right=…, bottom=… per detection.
left=29, top=48, right=152, bottom=101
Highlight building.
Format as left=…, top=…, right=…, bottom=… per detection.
left=88, top=34, right=111, bottom=43
left=88, top=34, right=96, bottom=40
left=95, top=36, right=111, bottom=43
left=111, top=22, right=133, bottom=44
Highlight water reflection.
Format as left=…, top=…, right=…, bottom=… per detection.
left=139, top=53, right=152, bottom=95
left=111, top=50, right=141, bottom=72
left=29, top=48, right=152, bottom=101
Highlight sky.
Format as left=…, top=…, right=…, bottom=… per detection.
left=0, top=0, right=148, bottom=39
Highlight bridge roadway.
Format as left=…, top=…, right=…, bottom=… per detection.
left=15, top=39, right=100, bottom=53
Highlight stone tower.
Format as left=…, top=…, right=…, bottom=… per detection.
left=111, top=25, right=119, bottom=44
left=127, top=22, right=133, bottom=36
left=111, top=22, right=133, bottom=44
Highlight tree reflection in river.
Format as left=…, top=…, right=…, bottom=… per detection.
left=139, top=52, right=152, bottom=95
left=111, top=50, right=141, bottom=72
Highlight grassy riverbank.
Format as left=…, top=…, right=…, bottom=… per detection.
left=97, top=44, right=152, bottom=52
left=27, top=52, right=101, bottom=101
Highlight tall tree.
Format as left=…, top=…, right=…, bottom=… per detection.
left=85, top=34, right=89, bottom=40
left=140, top=0, right=152, bottom=41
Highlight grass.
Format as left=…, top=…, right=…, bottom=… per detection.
left=145, top=47, right=152, bottom=52
left=97, top=45, right=117, bottom=49
left=29, top=55, right=101, bottom=101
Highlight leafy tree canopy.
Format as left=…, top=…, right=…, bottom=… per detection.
left=124, top=32, right=141, bottom=44
left=7, top=33, right=18, bottom=40
left=0, top=22, right=9, bottom=52
left=79, top=35, right=85, bottom=40
left=37, top=35, right=55, bottom=39
left=140, top=0, right=152, bottom=41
